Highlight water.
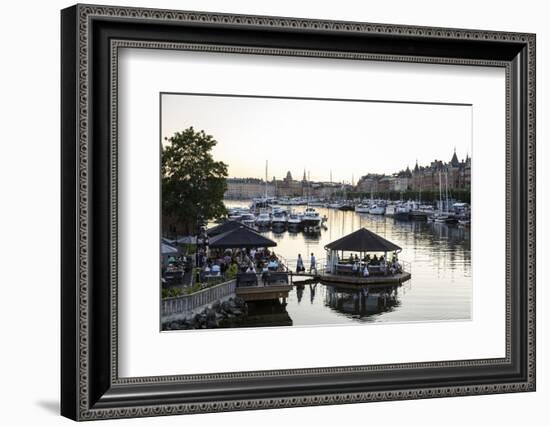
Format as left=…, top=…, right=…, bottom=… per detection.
left=225, top=201, right=471, bottom=326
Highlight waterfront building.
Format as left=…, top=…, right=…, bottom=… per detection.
left=356, top=174, right=383, bottom=193
left=225, top=177, right=275, bottom=199
left=411, top=150, right=471, bottom=192
left=276, top=171, right=306, bottom=197
left=356, top=150, right=470, bottom=194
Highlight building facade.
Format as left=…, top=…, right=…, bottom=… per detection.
left=224, top=178, right=275, bottom=199
left=356, top=151, right=470, bottom=194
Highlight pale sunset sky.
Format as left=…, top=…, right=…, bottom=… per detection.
left=161, top=93, right=472, bottom=183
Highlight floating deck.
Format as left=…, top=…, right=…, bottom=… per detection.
left=292, top=272, right=411, bottom=285
left=319, top=272, right=411, bottom=285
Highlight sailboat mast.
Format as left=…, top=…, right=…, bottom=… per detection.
left=307, top=170, right=310, bottom=206
left=265, top=160, right=268, bottom=199
left=438, top=171, right=443, bottom=213
left=445, top=171, right=449, bottom=213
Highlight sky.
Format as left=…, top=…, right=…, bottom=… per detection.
left=161, top=93, right=472, bottom=183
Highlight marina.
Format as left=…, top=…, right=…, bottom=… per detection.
left=159, top=105, right=472, bottom=330
left=161, top=199, right=471, bottom=329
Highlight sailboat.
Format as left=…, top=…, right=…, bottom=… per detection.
left=301, top=170, right=322, bottom=228
left=431, top=171, right=457, bottom=223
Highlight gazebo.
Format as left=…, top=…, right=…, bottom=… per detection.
left=208, top=226, right=277, bottom=249
left=206, top=220, right=255, bottom=237
left=160, top=242, right=179, bottom=267
left=324, top=228, right=402, bottom=276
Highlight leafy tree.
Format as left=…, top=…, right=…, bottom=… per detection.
left=162, top=127, right=228, bottom=235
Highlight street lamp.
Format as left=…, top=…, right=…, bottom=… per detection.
left=195, top=215, right=209, bottom=267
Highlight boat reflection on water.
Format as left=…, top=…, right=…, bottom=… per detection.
left=324, top=284, right=401, bottom=320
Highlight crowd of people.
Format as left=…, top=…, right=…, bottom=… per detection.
left=166, top=246, right=402, bottom=283
left=198, top=247, right=284, bottom=279
left=334, top=253, right=403, bottom=277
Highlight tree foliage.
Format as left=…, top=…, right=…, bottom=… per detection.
left=162, top=127, right=228, bottom=235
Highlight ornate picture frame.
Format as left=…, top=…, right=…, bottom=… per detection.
left=61, top=4, right=535, bottom=420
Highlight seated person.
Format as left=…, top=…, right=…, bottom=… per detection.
left=380, top=256, right=388, bottom=274
left=267, top=259, right=279, bottom=271
left=211, top=263, right=221, bottom=275
left=394, top=260, right=402, bottom=273
left=363, top=265, right=370, bottom=277
left=246, top=264, right=256, bottom=274
left=352, top=262, right=359, bottom=273
left=259, top=262, right=268, bottom=281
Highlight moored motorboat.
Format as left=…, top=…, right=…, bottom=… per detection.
left=255, top=210, right=271, bottom=227
left=227, top=208, right=245, bottom=221
left=385, top=204, right=396, bottom=217
left=240, top=213, right=256, bottom=227
left=394, top=204, right=412, bottom=220
left=271, top=210, right=287, bottom=227
left=369, top=203, right=386, bottom=215
left=338, top=202, right=354, bottom=211
left=301, top=207, right=322, bottom=227
left=354, top=203, right=370, bottom=213
left=308, top=199, right=325, bottom=207
left=287, top=210, right=302, bottom=228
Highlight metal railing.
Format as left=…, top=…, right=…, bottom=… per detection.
left=162, top=279, right=236, bottom=317
left=283, top=257, right=326, bottom=275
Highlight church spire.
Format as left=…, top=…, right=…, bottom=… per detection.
left=450, top=148, right=459, bottom=167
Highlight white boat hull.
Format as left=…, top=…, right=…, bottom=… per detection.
left=369, top=207, right=386, bottom=215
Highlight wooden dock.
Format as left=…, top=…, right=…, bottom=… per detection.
left=236, top=284, right=292, bottom=302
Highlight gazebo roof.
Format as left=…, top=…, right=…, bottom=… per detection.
left=325, top=228, right=401, bottom=252
left=207, top=220, right=254, bottom=237
left=209, top=226, right=277, bottom=249
left=161, top=242, right=179, bottom=255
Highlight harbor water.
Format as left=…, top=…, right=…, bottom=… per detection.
left=226, top=200, right=471, bottom=326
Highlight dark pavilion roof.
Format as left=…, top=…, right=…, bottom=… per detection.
left=207, top=220, right=254, bottom=237
left=325, top=228, right=401, bottom=252
left=209, top=226, right=277, bottom=249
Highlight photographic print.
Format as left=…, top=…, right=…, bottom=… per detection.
left=160, top=93, right=472, bottom=331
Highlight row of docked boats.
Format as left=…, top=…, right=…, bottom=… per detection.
left=352, top=199, right=470, bottom=225
left=229, top=196, right=470, bottom=227
left=227, top=205, right=326, bottom=229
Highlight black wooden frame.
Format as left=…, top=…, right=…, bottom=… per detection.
left=61, top=4, right=536, bottom=421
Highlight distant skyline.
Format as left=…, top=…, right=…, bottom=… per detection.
left=161, top=94, right=472, bottom=183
